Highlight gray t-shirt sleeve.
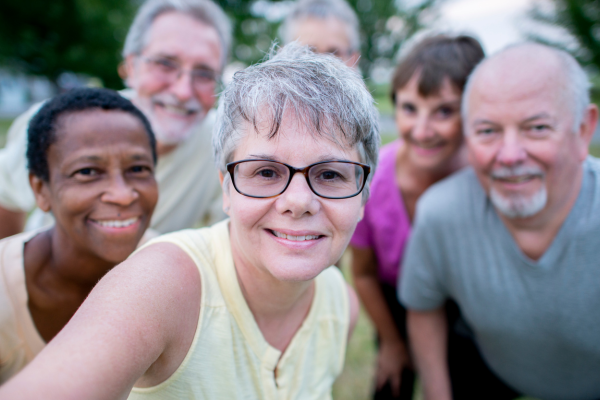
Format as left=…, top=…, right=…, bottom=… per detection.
left=399, top=193, right=449, bottom=311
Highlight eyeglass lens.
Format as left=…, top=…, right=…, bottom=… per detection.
left=145, top=57, right=217, bottom=89
left=232, top=160, right=365, bottom=198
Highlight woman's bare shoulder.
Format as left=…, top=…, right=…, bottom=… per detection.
left=0, top=242, right=202, bottom=399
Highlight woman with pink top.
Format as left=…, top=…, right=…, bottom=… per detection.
left=350, top=34, right=485, bottom=400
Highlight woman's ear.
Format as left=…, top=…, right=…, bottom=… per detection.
left=29, top=174, right=52, bottom=212
left=219, top=171, right=231, bottom=215
left=123, top=55, right=138, bottom=89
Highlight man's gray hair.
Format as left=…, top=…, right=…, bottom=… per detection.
left=462, top=42, right=591, bottom=132
left=122, top=0, right=232, bottom=71
left=213, top=43, right=379, bottom=198
left=280, top=0, right=361, bottom=54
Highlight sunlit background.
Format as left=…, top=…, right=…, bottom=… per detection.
left=0, top=0, right=597, bottom=398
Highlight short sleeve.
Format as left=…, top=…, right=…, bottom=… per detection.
left=0, top=105, right=42, bottom=212
left=398, top=205, right=448, bottom=311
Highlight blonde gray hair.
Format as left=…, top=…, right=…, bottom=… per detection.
left=213, top=43, right=379, bottom=197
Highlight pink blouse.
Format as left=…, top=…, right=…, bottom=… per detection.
left=350, top=140, right=411, bottom=286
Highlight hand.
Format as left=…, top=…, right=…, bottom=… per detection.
left=375, top=338, right=412, bottom=397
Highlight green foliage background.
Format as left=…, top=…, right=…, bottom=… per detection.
left=529, top=0, right=599, bottom=71
left=0, top=0, right=136, bottom=89
left=0, top=0, right=442, bottom=89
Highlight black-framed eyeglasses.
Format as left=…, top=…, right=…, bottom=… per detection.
left=226, top=159, right=371, bottom=199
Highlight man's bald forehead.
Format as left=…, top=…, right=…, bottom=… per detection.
left=470, top=43, right=564, bottom=91
left=460, top=42, right=587, bottom=126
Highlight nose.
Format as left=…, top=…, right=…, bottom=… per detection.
left=170, top=69, right=194, bottom=102
left=275, top=172, right=320, bottom=218
left=411, top=114, right=435, bottom=142
left=101, top=174, right=139, bottom=206
left=496, top=130, right=527, bottom=166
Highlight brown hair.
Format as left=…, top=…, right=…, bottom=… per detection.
left=390, top=34, right=485, bottom=104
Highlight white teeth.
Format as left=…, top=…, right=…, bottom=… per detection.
left=271, top=230, right=320, bottom=241
left=163, top=104, right=193, bottom=116
left=500, top=175, right=534, bottom=183
left=94, top=217, right=138, bottom=228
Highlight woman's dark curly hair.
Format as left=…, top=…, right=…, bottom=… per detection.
left=27, top=88, right=157, bottom=182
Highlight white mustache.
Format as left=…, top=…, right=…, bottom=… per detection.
left=150, top=93, right=203, bottom=114
left=491, top=165, right=545, bottom=179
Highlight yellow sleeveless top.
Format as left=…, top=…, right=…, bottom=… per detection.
left=128, top=219, right=349, bottom=400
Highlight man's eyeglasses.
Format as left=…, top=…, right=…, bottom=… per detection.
left=226, top=159, right=371, bottom=199
left=141, top=56, right=219, bottom=90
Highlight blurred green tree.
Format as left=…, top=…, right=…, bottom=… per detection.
left=347, top=0, right=441, bottom=80
left=217, top=0, right=443, bottom=80
left=0, top=0, right=442, bottom=89
left=0, top=0, right=136, bottom=89
left=529, top=0, right=600, bottom=71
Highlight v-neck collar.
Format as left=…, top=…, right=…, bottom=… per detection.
left=212, top=221, right=322, bottom=373
left=488, top=163, right=591, bottom=270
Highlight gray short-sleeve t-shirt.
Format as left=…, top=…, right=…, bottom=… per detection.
left=400, top=157, right=600, bottom=400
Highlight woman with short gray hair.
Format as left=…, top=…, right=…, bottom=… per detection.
left=0, top=43, right=379, bottom=400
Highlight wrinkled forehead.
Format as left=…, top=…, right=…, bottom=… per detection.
left=468, top=50, right=567, bottom=114
left=142, top=12, right=222, bottom=66
left=291, top=16, right=352, bottom=53
left=231, top=108, right=360, bottom=160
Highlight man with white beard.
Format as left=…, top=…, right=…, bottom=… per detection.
left=0, top=0, right=229, bottom=237
left=399, top=43, right=600, bottom=400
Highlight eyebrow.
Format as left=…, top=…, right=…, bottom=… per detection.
left=473, top=113, right=554, bottom=126
left=67, top=152, right=152, bottom=165
left=522, top=113, right=553, bottom=123
left=153, top=53, right=215, bottom=71
left=129, top=153, right=153, bottom=161
left=472, top=118, right=494, bottom=125
left=73, top=155, right=104, bottom=163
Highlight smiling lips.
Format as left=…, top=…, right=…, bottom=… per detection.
left=90, top=217, right=139, bottom=228
left=154, top=102, right=198, bottom=117
left=269, top=229, right=323, bottom=241
left=494, top=175, right=537, bottom=184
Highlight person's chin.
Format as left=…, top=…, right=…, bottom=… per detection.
left=267, top=260, right=327, bottom=282
left=89, top=241, right=139, bottom=264
left=153, top=119, right=200, bottom=144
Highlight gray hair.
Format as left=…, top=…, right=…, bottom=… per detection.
left=462, top=42, right=591, bottom=133
left=213, top=43, right=379, bottom=198
left=280, top=0, right=361, bottom=54
left=122, top=0, right=232, bottom=71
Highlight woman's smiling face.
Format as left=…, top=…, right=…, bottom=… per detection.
left=35, top=109, right=158, bottom=263
left=395, top=73, right=463, bottom=171
left=224, top=115, right=365, bottom=282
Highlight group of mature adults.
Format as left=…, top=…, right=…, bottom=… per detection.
left=0, top=0, right=598, bottom=399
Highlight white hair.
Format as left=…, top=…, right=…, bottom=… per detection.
left=462, top=42, right=591, bottom=133
left=280, top=0, right=360, bottom=54
left=122, top=0, right=232, bottom=71
left=490, top=186, right=547, bottom=219
left=213, top=43, right=379, bottom=198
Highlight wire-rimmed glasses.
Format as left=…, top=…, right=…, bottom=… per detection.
left=226, top=159, right=371, bottom=199
left=140, top=56, right=219, bottom=90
